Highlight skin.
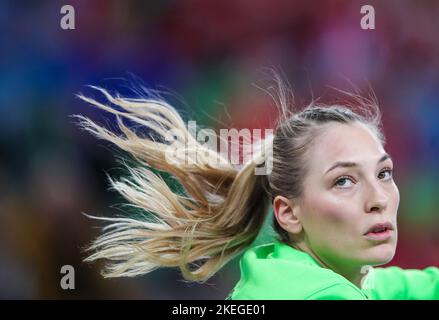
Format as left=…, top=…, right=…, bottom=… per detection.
left=273, top=121, right=400, bottom=288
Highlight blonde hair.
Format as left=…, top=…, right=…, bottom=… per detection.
left=76, top=78, right=383, bottom=282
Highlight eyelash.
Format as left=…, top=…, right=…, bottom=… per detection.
left=333, top=167, right=393, bottom=188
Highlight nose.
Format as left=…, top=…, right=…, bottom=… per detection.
left=364, top=181, right=388, bottom=213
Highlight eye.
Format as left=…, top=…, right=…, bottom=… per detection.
left=333, top=176, right=355, bottom=188
left=378, top=168, right=393, bottom=181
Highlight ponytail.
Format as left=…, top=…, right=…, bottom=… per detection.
left=76, top=87, right=271, bottom=281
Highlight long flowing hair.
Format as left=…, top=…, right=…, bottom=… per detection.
left=76, top=84, right=272, bottom=282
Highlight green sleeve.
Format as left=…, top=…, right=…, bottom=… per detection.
left=370, top=266, right=439, bottom=300
left=305, top=284, right=368, bottom=300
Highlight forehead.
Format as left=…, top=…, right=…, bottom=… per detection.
left=308, top=122, right=385, bottom=168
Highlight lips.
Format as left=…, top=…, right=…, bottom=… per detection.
left=364, top=222, right=394, bottom=235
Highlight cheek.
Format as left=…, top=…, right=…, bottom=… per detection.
left=304, top=195, right=357, bottom=232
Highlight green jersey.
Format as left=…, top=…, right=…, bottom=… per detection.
left=229, top=241, right=439, bottom=300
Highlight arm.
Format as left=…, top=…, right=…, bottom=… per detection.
left=369, top=266, right=439, bottom=300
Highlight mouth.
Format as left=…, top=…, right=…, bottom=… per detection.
left=363, top=222, right=394, bottom=242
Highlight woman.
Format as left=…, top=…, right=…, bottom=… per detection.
left=77, top=79, right=439, bottom=300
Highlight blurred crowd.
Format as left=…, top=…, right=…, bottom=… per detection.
left=0, top=0, right=438, bottom=299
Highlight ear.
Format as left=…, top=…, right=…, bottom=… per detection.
left=273, top=195, right=303, bottom=235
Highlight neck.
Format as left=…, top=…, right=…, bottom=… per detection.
left=291, top=242, right=367, bottom=289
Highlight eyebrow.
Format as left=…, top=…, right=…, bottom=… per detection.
left=325, top=154, right=391, bottom=175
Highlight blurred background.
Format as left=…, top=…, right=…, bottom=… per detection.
left=0, top=0, right=438, bottom=299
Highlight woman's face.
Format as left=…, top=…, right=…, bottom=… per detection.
left=298, top=121, right=399, bottom=271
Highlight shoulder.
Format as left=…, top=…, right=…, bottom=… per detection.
left=231, top=277, right=367, bottom=300
left=230, top=242, right=369, bottom=300
left=304, top=283, right=367, bottom=300
left=231, top=247, right=367, bottom=299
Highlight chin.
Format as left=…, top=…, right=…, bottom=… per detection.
left=364, top=243, right=396, bottom=266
